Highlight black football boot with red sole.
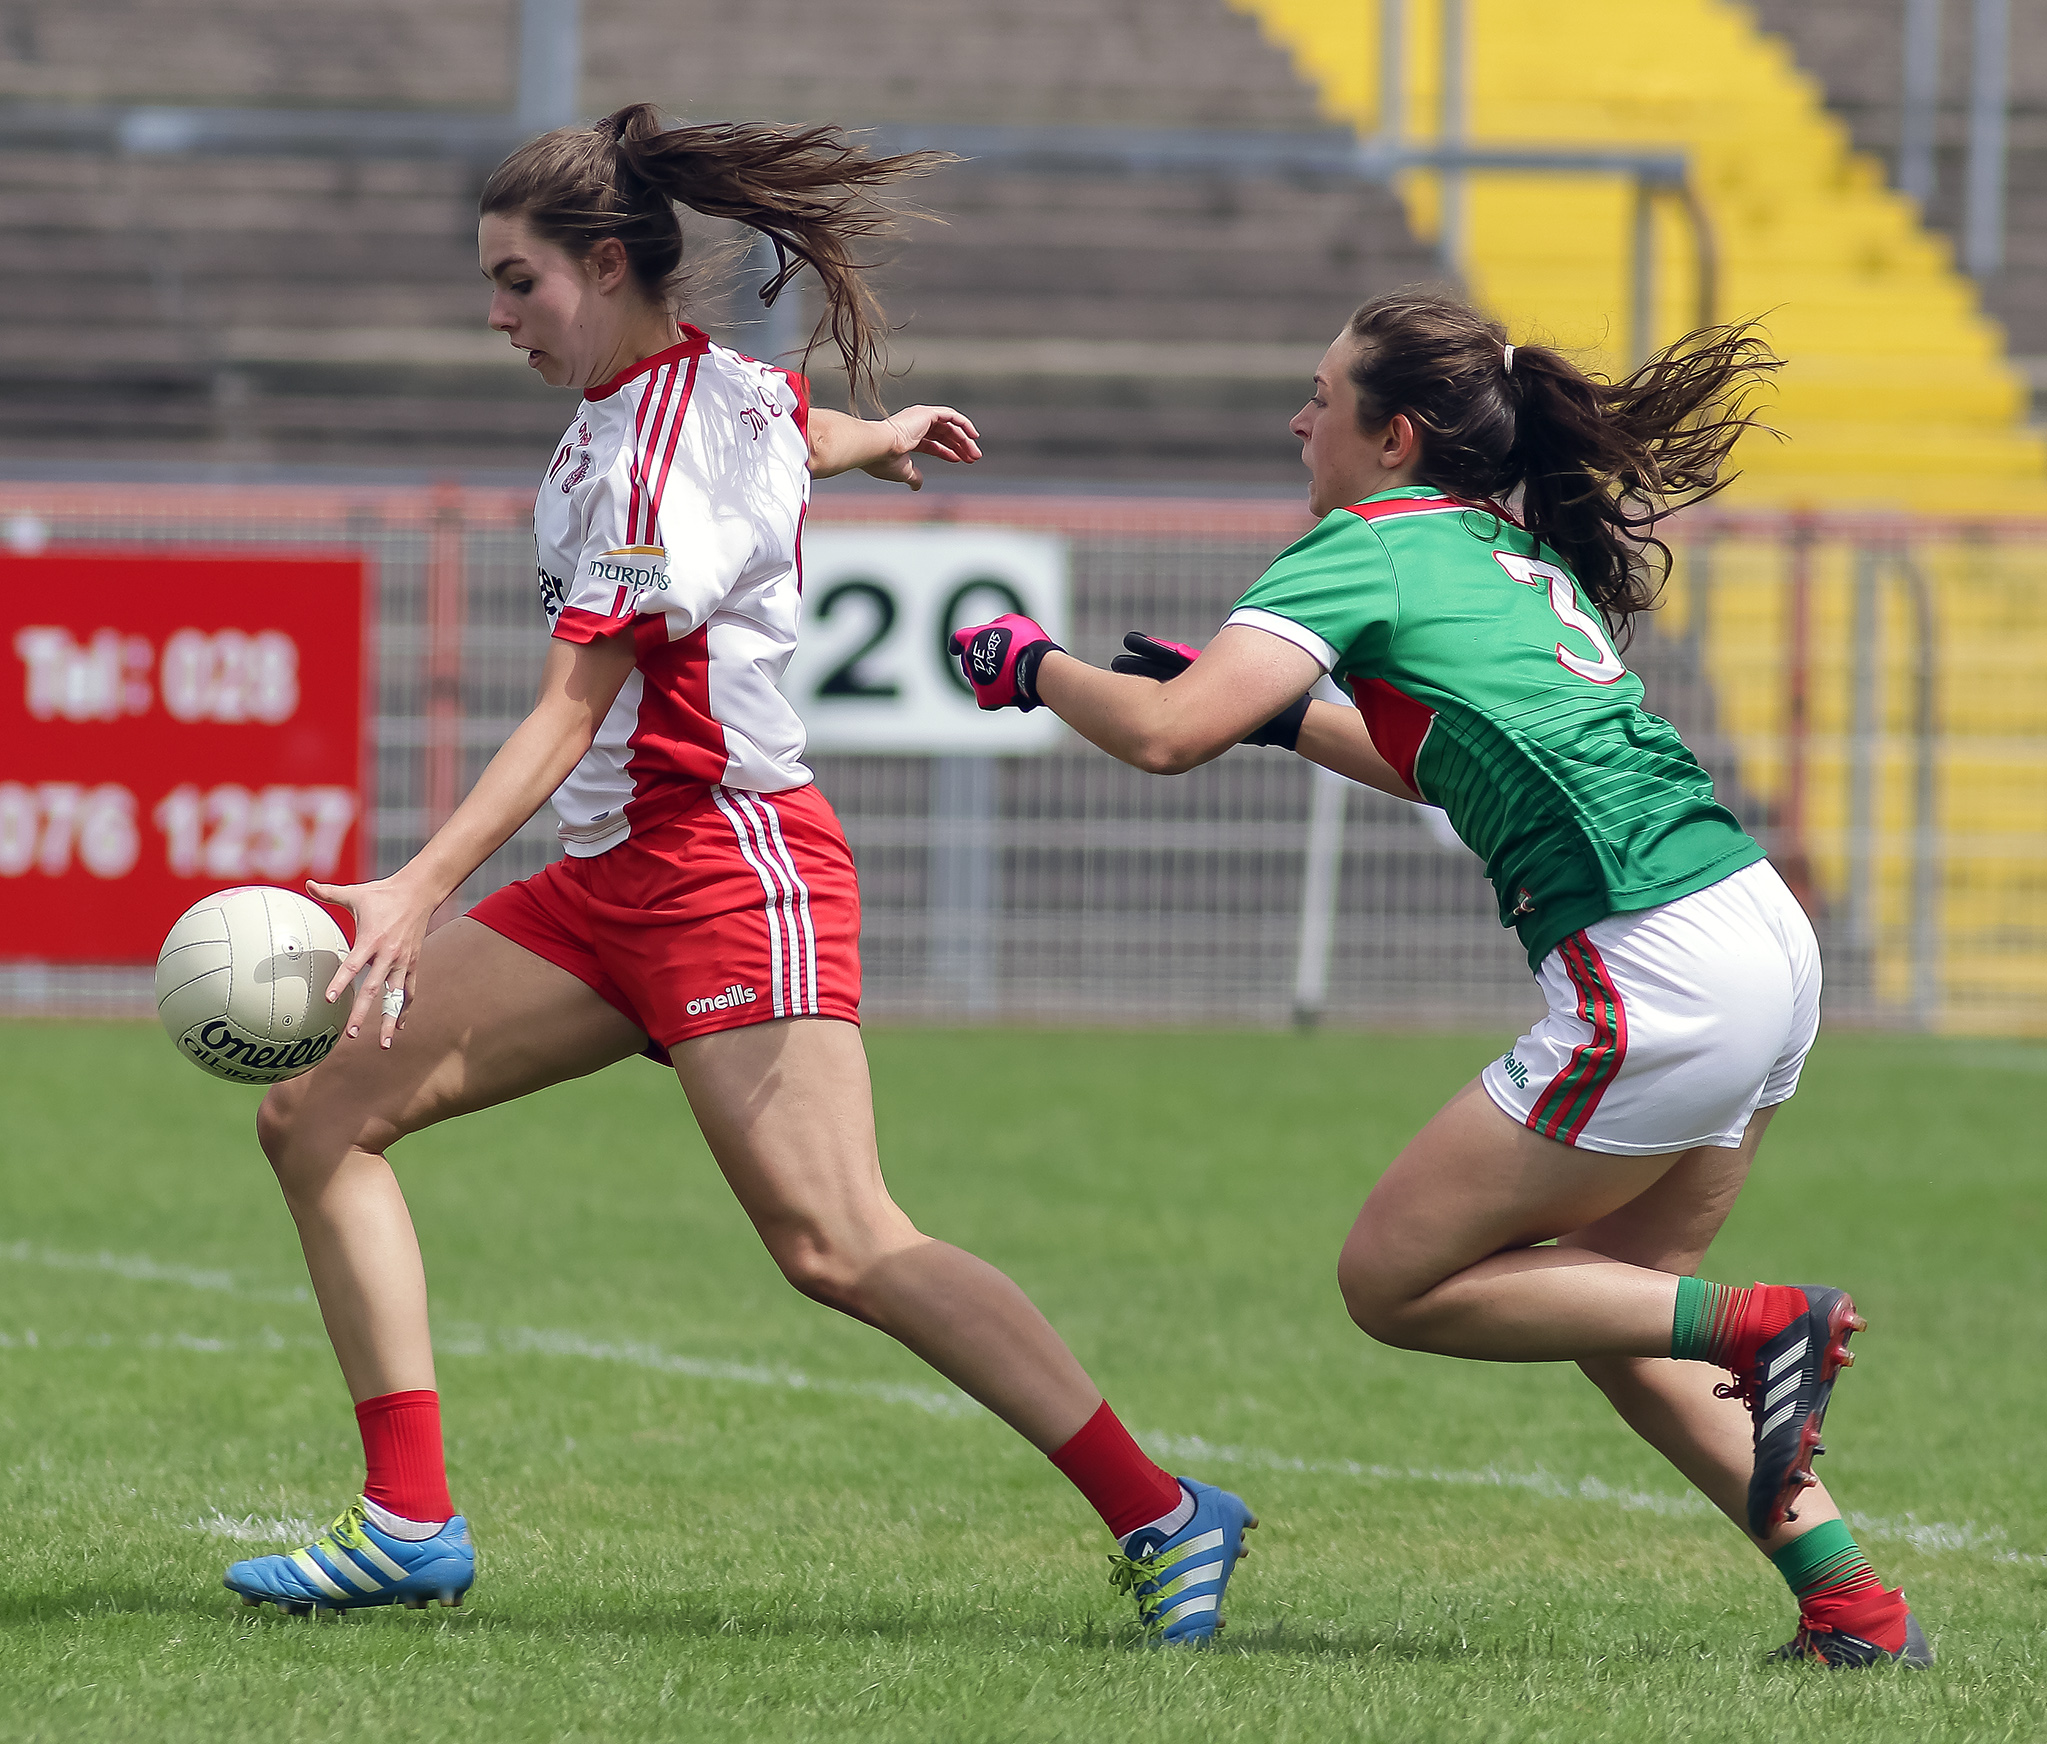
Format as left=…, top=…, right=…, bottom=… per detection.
left=1715, top=1284, right=1866, bottom=1539
left=1769, top=1606, right=1935, bottom=1668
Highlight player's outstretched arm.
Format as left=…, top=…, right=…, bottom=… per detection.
left=807, top=405, right=981, bottom=489
left=308, top=632, right=637, bottom=1048
left=953, top=619, right=1324, bottom=774
left=1103, top=630, right=1422, bottom=801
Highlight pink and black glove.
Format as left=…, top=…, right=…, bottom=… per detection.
left=1109, top=630, right=1313, bottom=751
left=949, top=613, right=1062, bottom=712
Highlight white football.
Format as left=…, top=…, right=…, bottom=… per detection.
left=155, top=886, right=350, bottom=1084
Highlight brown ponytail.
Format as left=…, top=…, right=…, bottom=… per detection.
left=1344, top=291, right=1780, bottom=642
left=480, top=103, right=953, bottom=408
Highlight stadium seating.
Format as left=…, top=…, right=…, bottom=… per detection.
left=1751, top=2, right=2047, bottom=1027
left=1231, top=0, right=2046, bottom=514
left=1748, top=0, right=2047, bottom=362
left=0, top=0, right=1436, bottom=478
left=0, top=148, right=569, bottom=464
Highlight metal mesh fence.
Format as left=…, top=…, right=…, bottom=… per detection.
left=4, top=483, right=2043, bottom=1035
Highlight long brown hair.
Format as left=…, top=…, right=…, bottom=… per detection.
left=480, top=103, right=951, bottom=408
left=1344, top=291, right=1780, bottom=640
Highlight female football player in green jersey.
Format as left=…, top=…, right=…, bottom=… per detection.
left=951, top=290, right=1930, bottom=1668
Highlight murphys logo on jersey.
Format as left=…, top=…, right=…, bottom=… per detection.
left=587, top=546, right=670, bottom=617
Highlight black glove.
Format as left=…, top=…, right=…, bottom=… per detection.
left=1109, top=631, right=1312, bottom=752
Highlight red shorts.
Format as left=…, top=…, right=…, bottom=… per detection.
left=468, top=781, right=861, bottom=1054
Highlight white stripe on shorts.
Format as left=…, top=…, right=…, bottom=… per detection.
left=731, top=791, right=807, bottom=1016
left=711, top=785, right=788, bottom=1018
left=748, top=794, right=819, bottom=1015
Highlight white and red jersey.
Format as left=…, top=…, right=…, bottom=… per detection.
left=536, top=326, right=812, bottom=857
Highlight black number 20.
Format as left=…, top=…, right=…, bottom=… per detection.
left=812, top=579, right=900, bottom=700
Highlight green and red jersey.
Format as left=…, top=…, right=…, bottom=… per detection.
left=1229, top=486, right=1762, bottom=969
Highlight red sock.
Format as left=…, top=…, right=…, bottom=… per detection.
left=1715, top=1282, right=1809, bottom=1376
left=355, top=1389, right=454, bottom=1522
left=1048, top=1401, right=1183, bottom=1540
left=1807, top=1579, right=1910, bottom=1652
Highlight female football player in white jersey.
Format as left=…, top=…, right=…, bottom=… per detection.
left=950, top=291, right=1929, bottom=1668
left=224, top=106, right=1251, bottom=1641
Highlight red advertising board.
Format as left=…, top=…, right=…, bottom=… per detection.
left=2, top=551, right=368, bottom=963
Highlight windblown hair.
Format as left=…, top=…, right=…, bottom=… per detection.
left=480, top=103, right=952, bottom=408
left=1344, top=291, right=1781, bottom=642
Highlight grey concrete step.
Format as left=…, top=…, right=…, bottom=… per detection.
left=0, top=0, right=1435, bottom=477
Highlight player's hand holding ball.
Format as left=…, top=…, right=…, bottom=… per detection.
left=305, top=871, right=431, bottom=1050
left=950, top=613, right=1063, bottom=711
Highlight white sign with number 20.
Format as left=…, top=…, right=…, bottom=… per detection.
left=782, top=528, right=1069, bottom=754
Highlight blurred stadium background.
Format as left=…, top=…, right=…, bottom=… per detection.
left=2, top=0, right=2044, bottom=1034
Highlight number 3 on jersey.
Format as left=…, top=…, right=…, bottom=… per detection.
left=1493, top=551, right=1627, bottom=685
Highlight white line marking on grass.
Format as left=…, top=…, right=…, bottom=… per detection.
left=9, top=1238, right=2043, bottom=1570
left=0, top=1238, right=978, bottom=1417
left=1138, top=1431, right=2047, bottom=1568
left=183, top=1509, right=324, bottom=1544
left=0, top=1327, right=324, bottom=1353
left=1139, top=1431, right=1719, bottom=1519
left=0, top=1238, right=310, bottom=1304
left=439, top=1322, right=980, bottom=1418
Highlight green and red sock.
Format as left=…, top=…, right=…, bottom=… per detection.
left=1770, top=1519, right=1909, bottom=1652
left=1669, top=1276, right=1808, bottom=1375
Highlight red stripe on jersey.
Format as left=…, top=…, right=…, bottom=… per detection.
left=644, top=352, right=701, bottom=540
left=625, top=367, right=656, bottom=545
left=776, top=367, right=811, bottom=438
left=622, top=618, right=729, bottom=807
left=585, top=329, right=713, bottom=402
left=628, top=363, right=677, bottom=546
left=1342, top=494, right=1524, bottom=529
left=1342, top=497, right=1478, bottom=525
left=553, top=602, right=633, bottom=644
left=1350, top=676, right=1436, bottom=794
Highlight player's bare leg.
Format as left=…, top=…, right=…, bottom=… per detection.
left=1345, top=1097, right=1832, bottom=1540
left=1557, top=1109, right=1839, bottom=1547
left=1571, top=1115, right=1930, bottom=1660
left=1337, top=1078, right=1697, bottom=1360
left=1341, top=1081, right=1858, bottom=1530
left=256, top=916, right=647, bottom=1401
left=1341, top=1089, right=1928, bottom=1665
left=231, top=918, right=646, bottom=1613
left=672, top=1015, right=1255, bottom=1641
left=671, top=1015, right=1252, bottom=1645
left=670, top=1016, right=1102, bottom=1452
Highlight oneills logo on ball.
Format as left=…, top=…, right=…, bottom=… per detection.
left=180, top=1019, right=338, bottom=1084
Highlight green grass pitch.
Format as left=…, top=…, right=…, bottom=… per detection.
left=1, top=1021, right=2042, bottom=1742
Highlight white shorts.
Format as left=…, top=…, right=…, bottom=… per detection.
left=1480, top=859, right=1821, bottom=1156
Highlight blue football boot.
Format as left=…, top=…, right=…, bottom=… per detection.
left=224, top=1499, right=474, bottom=1616
left=1108, top=1477, right=1256, bottom=1644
